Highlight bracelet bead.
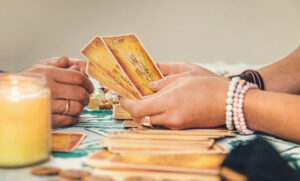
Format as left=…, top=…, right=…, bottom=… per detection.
left=232, top=81, right=258, bottom=135
left=226, top=98, right=233, bottom=104
left=225, top=77, right=241, bottom=130
left=226, top=105, right=232, bottom=111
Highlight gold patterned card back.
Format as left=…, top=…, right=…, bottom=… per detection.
left=103, top=34, right=164, bottom=96
left=82, top=36, right=142, bottom=99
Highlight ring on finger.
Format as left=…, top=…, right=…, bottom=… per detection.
left=63, top=99, right=70, bottom=115
left=142, top=116, right=152, bottom=127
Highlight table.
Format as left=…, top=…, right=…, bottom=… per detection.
left=1, top=108, right=300, bottom=181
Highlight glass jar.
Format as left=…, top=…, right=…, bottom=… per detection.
left=0, top=73, right=51, bottom=167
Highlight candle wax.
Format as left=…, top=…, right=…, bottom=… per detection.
left=0, top=94, right=51, bottom=167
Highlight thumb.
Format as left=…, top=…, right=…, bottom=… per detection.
left=148, top=75, right=179, bottom=92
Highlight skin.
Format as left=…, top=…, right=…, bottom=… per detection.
left=23, top=57, right=94, bottom=128
left=120, top=47, right=300, bottom=143
left=258, top=46, right=300, bottom=94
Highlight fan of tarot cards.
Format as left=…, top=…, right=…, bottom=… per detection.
left=82, top=34, right=164, bottom=100
left=81, top=34, right=236, bottom=181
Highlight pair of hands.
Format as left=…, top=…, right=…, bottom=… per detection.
left=23, top=57, right=94, bottom=128
left=24, top=58, right=228, bottom=129
left=120, top=62, right=230, bottom=129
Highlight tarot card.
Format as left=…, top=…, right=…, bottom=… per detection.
left=94, top=168, right=220, bottom=181
left=86, top=61, right=136, bottom=100
left=103, top=34, right=164, bottom=96
left=112, top=104, right=132, bottom=120
left=101, top=138, right=214, bottom=150
left=82, top=36, right=142, bottom=99
left=129, top=128, right=236, bottom=137
left=101, top=138, right=214, bottom=148
left=86, top=150, right=226, bottom=175
left=220, top=167, right=247, bottom=181
left=107, top=130, right=221, bottom=140
left=107, top=143, right=228, bottom=155
left=51, top=132, right=85, bottom=152
left=122, top=120, right=139, bottom=128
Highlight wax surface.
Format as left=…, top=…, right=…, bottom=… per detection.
left=0, top=95, right=51, bottom=167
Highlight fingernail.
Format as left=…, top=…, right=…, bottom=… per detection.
left=149, top=81, right=158, bottom=89
left=69, top=65, right=79, bottom=71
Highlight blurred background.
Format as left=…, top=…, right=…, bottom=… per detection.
left=0, top=0, right=300, bottom=72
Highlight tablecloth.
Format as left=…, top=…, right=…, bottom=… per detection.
left=1, top=108, right=300, bottom=181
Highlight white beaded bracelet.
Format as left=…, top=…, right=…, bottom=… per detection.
left=225, top=77, right=241, bottom=130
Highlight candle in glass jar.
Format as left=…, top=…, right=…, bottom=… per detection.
left=0, top=74, right=51, bottom=167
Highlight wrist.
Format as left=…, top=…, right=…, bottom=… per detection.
left=243, top=88, right=263, bottom=132
left=224, top=76, right=259, bottom=134
left=215, top=79, right=230, bottom=126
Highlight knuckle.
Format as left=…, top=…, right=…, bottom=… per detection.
left=73, top=72, right=85, bottom=85
left=56, top=56, right=68, bottom=66
left=59, top=56, right=68, bottom=61
left=73, top=102, right=83, bottom=115
left=77, top=87, right=88, bottom=100
left=62, top=116, right=73, bottom=126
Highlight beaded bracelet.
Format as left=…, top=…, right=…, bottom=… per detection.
left=232, top=80, right=246, bottom=132
left=232, top=80, right=258, bottom=135
left=225, top=77, right=241, bottom=130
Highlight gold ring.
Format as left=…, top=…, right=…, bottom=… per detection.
left=142, top=116, right=152, bottom=127
left=63, top=99, right=70, bottom=115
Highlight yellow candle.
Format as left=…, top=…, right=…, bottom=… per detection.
left=0, top=74, right=51, bottom=167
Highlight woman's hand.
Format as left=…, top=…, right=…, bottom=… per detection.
left=120, top=76, right=229, bottom=129
left=158, top=62, right=219, bottom=77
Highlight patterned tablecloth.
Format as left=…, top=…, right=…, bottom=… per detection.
left=1, top=108, right=300, bottom=181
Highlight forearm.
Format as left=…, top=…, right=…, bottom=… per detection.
left=258, top=46, right=300, bottom=94
left=244, top=89, right=300, bottom=143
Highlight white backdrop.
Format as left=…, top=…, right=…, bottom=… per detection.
left=0, top=0, right=299, bottom=72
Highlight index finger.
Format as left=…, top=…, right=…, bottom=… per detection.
left=119, top=95, right=166, bottom=118
left=54, top=67, right=94, bottom=93
left=157, top=62, right=187, bottom=76
left=68, top=58, right=87, bottom=76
